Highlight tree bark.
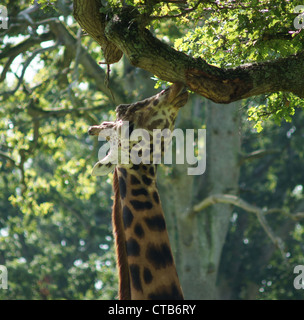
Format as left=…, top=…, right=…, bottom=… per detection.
left=73, top=0, right=122, bottom=64
left=191, top=99, right=240, bottom=299
left=73, top=0, right=304, bottom=103
left=159, top=99, right=241, bottom=299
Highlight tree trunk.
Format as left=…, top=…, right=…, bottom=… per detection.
left=160, top=99, right=241, bottom=299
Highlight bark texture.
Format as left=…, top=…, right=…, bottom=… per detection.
left=159, top=99, right=241, bottom=299
left=73, top=0, right=122, bottom=64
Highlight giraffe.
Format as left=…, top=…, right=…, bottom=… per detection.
left=88, top=83, right=188, bottom=300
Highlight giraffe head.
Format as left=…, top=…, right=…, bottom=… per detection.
left=88, top=83, right=188, bottom=176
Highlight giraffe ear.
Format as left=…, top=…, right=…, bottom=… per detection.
left=92, top=161, right=115, bottom=176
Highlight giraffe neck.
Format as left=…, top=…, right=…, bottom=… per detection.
left=113, top=164, right=184, bottom=300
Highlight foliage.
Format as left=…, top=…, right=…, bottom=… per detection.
left=0, top=0, right=119, bottom=299
left=220, top=106, right=304, bottom=299
left=170, top=0, right=304, bottom=130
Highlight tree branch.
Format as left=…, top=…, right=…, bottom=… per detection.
left=73, top=0, right=123, bottom=64
left=239, top=148, right=281, bottom=165
left=27, top=103, right=109, bottom=120
left=0, top=42, right=59, bottom=98
left=0, top=151, right=16, bottom=166
left=49, top=20, right=124, bottom=104
left=0, top=32, right=53, bottom=82
left=192, top=194, right=292, bottom=258
left=73, top=1, right=304, bottom=103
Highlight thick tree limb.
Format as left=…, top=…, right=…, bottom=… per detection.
left=73, top=0, right=123, bottom=64
left=73, top=1, right=304, bottom=103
